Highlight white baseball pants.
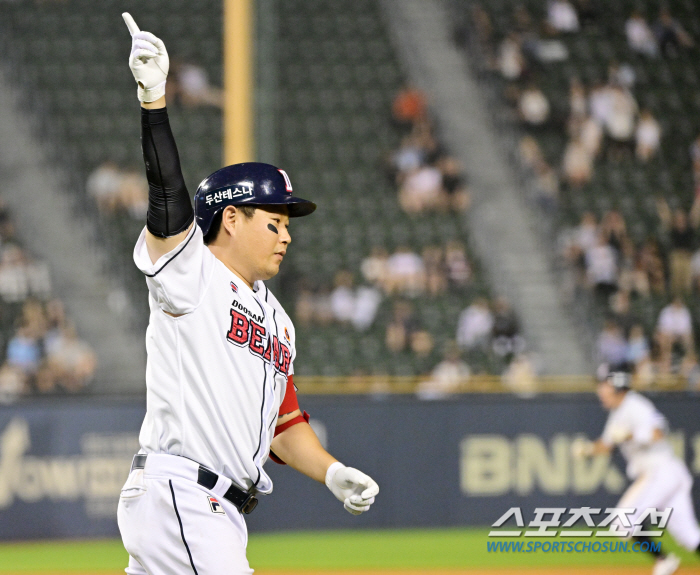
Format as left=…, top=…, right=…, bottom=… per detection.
left=117, top=454, right=254, bottom=575
left=617, top=456, right=700, bottom=551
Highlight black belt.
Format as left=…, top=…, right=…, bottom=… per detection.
left=131, top=454, right=259, bottom=515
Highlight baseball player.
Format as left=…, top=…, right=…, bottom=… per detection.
left=572, top=372, right=700, bottom=575
left=116, top=14, right=379, bottom=575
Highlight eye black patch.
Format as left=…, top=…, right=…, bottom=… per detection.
left=267, top=223, right=278, bottom=234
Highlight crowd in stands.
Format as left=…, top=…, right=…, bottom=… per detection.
left=295, top=85, right=525, bottom=389
left=388, top=87, right=471, bottom=214
left=462, top=0, right=700, bottom=382
left=87, top=161, right=148, bottom=218
left=0, top=200, right=95, bottom=403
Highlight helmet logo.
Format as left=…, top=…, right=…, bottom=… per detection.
left=278, top=169, right=293, bottom=193
left=205, top=184, right=253, bottom=205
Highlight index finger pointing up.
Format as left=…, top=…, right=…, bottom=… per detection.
left=122, top=12, right=140, bottom=36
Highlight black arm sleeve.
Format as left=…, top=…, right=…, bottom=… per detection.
left=141, top=107, right=194, bottom=238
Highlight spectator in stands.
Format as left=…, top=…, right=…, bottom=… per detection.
left=385, top=300, right=418, bottom=353
left=352, top=285, right=382, bottom=332
left=608, top=61, right=636, bottom=89
left=498, top=32, right=525, bottom=80
left=6, top=326, right=41, bottom=378
left=639, top=237, right=667, bottom=294
left=579, top=116, right=603, bottom=158
left=330, top=270, right=355, bottom=324
left=0, top=363, right=25, bottom=404
left=361, top=247, right=389, bottom=290
left=635, top=109, right=661, bottom=162
left=605, top=86, right=638, bottom=159
left=618, top=243, right=651, bottom=298
left=392, top=86, right=427, bottom=129
left=575, top=211, right=599, bottom=253
left=171, top=61, right=223, bottom=108
left=456, top=298, right=494, bottom=350
left=390, top=135, right=426, bottom=179
left=586, top=234, right=618, bottom=301
left=422, top=246, right=447, bottom=296
left=518, top=84, right=550, bottom=126
left=491, top=297, right=524, bottom=358
left=44, top=322, right=96, bottom=392
left=562, top=137, right=593, bottom=187
left=657, top=198, right=699, bottom=295
left=596, top=320, right=627, bottom=368
left=569, top=77, right=587, bottom=121
left=398, top=164, right=447, bottom=214
left=653, top=8, right=694, bottom=58
left=589, top=81, right=612, bottom=126
left=86, top=161, right=123, bottom=214
left=417, top=341, right=470, bottom=400
left=626, top=323, right=651, bottom=375
left=294, top=287, right=316, bottom=326
left=437, top=156, right=471, bottom=212
left=656, top=297, right=695, bottom=371
left=546, top=0, right=580, bottom=33
left=0, top=246, right=31, bottom=303
left=385, top=246, right=426, bottom=296
left=294, top=285, right=333, bottom=326
left=327, top=271, right=382, bottom=331
left=445, top=241, right=472, bottom=288
left=519, top=135, right=544, bottom=170
left=626, top=11, right=658, bottom=57
left=119, top=168, right=149, bottom=219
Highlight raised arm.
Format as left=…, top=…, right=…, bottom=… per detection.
left=123, top=13, right=194, bottom=263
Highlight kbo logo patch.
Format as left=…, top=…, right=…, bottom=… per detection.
left=207, top=495, right=225, bottom=514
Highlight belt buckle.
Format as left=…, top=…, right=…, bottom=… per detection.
left=241, top=493, right=258, bottom=515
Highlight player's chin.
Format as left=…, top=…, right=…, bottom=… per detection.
left=262, top=261, right=282, bottom=279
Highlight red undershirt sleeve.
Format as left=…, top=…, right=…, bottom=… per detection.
left=270, top=376, right=310, bottom=464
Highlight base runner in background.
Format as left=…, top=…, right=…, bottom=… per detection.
left=115, top=13, right=379, bottom=575
left=573, top=371, right=700, bottom=575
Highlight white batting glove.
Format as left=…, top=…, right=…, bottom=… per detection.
left=571, top=438, right=595, bottom=459
left=608, top=424, right=631, bottom=445
left=325, top=462, right=379, bottom=516
left=122, top=13, right=169, bottom=103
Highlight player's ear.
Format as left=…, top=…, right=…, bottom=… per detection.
left=220, top=205, right=238, bottom=237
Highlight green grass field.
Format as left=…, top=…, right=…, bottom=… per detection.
left=0, top=529, right=698, bottom=573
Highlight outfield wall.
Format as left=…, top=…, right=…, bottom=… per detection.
left=1, top=393, right=699, bottom=539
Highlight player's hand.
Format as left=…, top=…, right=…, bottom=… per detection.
left=325, top=462, right=379, bottom=516
left=607, top=424, right=631, bottom=445
left=122, top=13, right=169, bottom=103
left=571, top=438, right=595, bottom=459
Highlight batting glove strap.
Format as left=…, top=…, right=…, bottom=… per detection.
left=325, top=462, right=379, bottom=516
left=138, top=81, right=167, bottom=104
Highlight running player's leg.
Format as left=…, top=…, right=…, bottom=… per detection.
left=119, top=475, right=252, bottom=575
left=663, top=469, right=700, bottom=552
left=616, top=469, right=678, bottom=562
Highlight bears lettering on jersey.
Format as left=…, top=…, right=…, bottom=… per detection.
left=226, top=309, right=291, bottom=376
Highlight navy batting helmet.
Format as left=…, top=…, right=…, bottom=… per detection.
left=194, top=162, right=316, bottom=237
left=607, top=371, right=631, bottom=391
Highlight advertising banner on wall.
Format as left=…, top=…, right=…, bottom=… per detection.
left=1, top=393, right=699, bottom=539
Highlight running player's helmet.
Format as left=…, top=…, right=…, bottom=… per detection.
left=194, top=162, right=316, bottom=236
left=607, top=371, right=631, bottom=391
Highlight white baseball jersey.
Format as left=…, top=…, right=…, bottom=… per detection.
left=601, top=390, right=674, bottom=479
left=133, top=223, right=295, bottom=494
